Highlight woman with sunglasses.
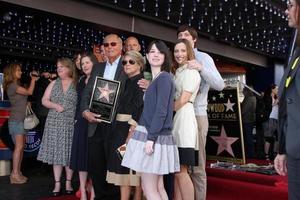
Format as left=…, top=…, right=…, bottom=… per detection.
left=122, top=41, right=179, bottom=200
left=106, top=50, right=144, bottom=200
left=275, top=1, right=300, bottom=199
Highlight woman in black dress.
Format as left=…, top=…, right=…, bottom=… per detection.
left=70, top=53, right=97, bottom=200
left=106, top=51, right=144, bottom=200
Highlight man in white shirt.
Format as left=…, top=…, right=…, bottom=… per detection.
left=81, top=34, right=126, bottom=200
left=177, top=25, right=225, bottom=200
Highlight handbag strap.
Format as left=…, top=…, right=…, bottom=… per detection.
left=26, top=105, right=33, bottom=116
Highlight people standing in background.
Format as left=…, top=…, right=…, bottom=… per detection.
left=73, top=52, right=83, bottom=77
left=263, top=84, right=278, bottom=160
left=81, top=34, right=126, bottom=200
left=255, top=89, right=271, bottom=159
left=32, top=72, right=52, bottom=136
left=125, top=36, right=153, bottom=81
left=275, top=1, right=300, bottom=199
left=106, top=51, right=145, bottom=200
left=124, top=36, right=141, bottom=52
left=177, top=25, right=225, bottom=200
left=93, top=44, right=108, bottom=63
left=122, top=40, right=180, bottom=200
left=100, top=44, right=108, bottom=62
left=3, top=63, right=38, bottom=184
left=172, top=39, right=200, bottom=200
left=37, top=58, right=77, bottom=197
left=70, top=53, right=97, bottom=200
left=241, top=86, right=257, bottom=159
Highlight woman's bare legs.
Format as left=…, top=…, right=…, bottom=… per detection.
left=120, top=185, right=131, bottom=200
left=88, top=179, right=95, bottom=200
left=133, top=186, right=143, bottom=200
left=174, top=165, right=194, bottom=200
left=174, top=178, right=183, bottom=200
left=53, top=165, right=63, bottom=192
left=65, top=166, right=74, bottom=191
left=158, top=175, right=168, bottom=200
left=79, top=171, right=88, bottom=200
left=141, top=173, right=162, bottom=200
left=11, top=135, right=25, bottom=176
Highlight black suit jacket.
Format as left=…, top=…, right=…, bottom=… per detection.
left=278, top=47, right=300, bottom=158
left=80, top=58, right=127, bottom=137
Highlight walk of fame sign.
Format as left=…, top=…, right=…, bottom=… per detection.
left=206, top=86, right=245, bottom=164
left=89, top=77, right=120, bottom=123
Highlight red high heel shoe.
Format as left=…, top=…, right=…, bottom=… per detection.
left=76, top=180, right=92, bottom=198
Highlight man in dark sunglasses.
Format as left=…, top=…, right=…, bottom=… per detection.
left=81, top=33, right=126, bottom=200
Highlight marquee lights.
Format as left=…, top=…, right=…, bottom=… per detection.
left=103, top=0, right=291, bottom=57
left=0, top=0, right=292, bottom=71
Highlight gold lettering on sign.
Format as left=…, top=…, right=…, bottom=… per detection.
left=207, top=104, right=225, bottom=113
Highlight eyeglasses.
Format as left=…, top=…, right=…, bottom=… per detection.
left=287, top=2, right=295, bottom=10
left=122, top=59, right=136, bottom=66
left=103, top=42, right=117, bottom=47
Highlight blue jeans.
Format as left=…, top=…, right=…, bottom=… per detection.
left=8, top=121, right=27, bottom=143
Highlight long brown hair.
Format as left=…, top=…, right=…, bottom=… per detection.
left=296, top=0, right=300, bottom=24
left=3, top=63, right=21, bottom=90
left=172, top=39, right=196, bottom=73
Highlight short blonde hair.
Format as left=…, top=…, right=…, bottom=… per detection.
left=57, top=57, right=77, bottom=83
left=123, top=50, right=145, bottom=71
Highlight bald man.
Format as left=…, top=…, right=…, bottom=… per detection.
left=81, top=34, right=127, bottom=200
left=124, top=36, right=141, bottom=52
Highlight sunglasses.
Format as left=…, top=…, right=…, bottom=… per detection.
left=122, top=59, right=136, bottom=66
left=103, top=42, right=117, bottom=47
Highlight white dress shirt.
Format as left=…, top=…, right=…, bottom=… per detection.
left=103, top=56, right=121, bottom=80
left=193, top=49, right=225, bottom=116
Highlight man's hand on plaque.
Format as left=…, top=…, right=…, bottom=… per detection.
left=83, top=110, right=102, bottom=123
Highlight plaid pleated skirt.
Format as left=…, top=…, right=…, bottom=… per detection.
left=121, top=125, right=180, bottom=175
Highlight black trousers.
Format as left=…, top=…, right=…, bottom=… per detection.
left=287, top=156, right=300, bottom=200
left=88, top=124, right=120, bottom=200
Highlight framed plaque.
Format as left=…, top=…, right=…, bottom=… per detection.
left=89, top=76, right=121, bottom=123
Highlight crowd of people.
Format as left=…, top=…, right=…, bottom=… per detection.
left=3, top=2, right=300, bottom=198
left=3, top=24, right=225, bottom=200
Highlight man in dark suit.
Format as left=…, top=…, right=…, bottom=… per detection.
left=275, top=2, right=300, bottom=200
left=81, top=34, right=126, bottom=200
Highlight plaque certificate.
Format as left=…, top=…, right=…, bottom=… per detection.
left=89, top=77, right=121, bottom=123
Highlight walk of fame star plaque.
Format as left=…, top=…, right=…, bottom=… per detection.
left=89, top=77, right=120, bottom=123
